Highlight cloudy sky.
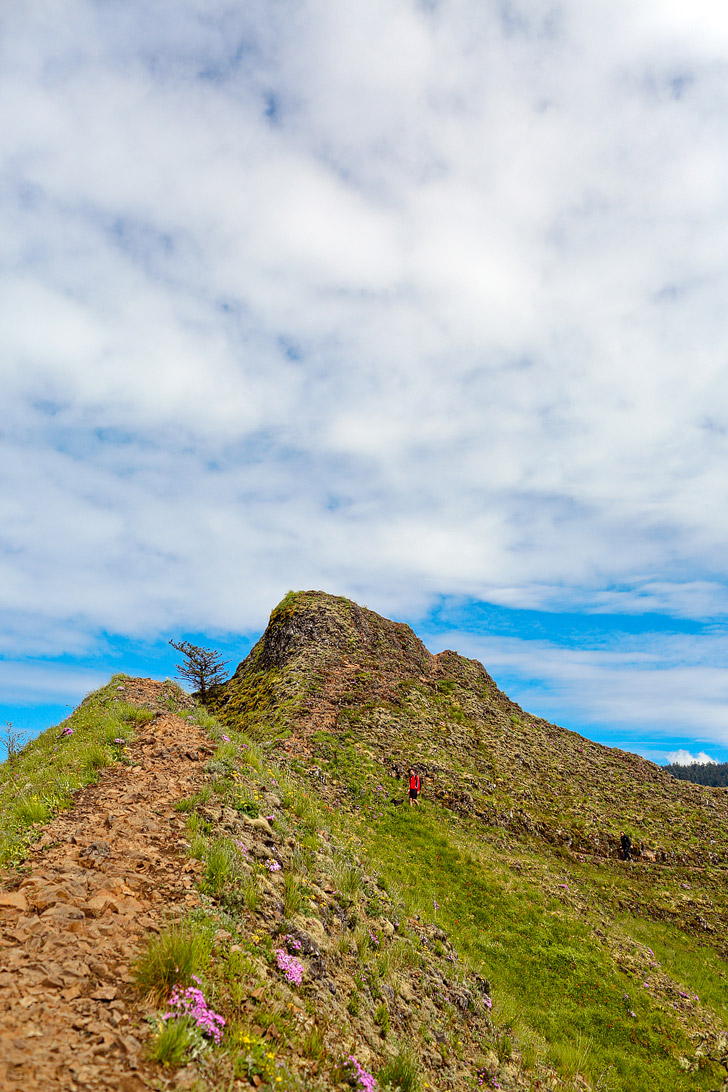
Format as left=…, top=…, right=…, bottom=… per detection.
left=3, top=1, right=728, bottom=763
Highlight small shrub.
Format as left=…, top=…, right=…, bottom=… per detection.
left=235, top=797, right=260, bottom=818
left=1, top=722, right=28, bottom=764
left=348, top=989, right=361, bottom=1016
left=133, top=924, right=211, bottom=1003
left=374, top=1001, right=389, bottom=1036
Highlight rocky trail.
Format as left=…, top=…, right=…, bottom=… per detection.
left=0, top=681, right=212, bottom=1091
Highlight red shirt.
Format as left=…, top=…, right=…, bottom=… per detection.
left=409, top=774, right=420, bottom=792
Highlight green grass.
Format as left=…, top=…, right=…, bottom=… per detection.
left=16, top=795, right=52, bottom=824
left=0, top=674, right=164, bottom=866
left=283, top=872, right=308, bottom=916
left=347, top=803, right=723, bottom=1092
left=377, top=1046, right=421, bottom=1091
left=147, top=1016, right=202, bottom=1066
left=133, top=922, right=212, bottom=1003
left=623, top=916, right=728, bottom=1019
left=201, top=837, right=240, bottom=896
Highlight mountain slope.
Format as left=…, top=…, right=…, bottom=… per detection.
left=1, top=676, right=530, bottom=1092
left=2, top=593, right=727, bottom=1092
left=212, top=590, right=728, bottom=1091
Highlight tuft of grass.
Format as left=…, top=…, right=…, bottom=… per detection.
left=378, top=1046, right=421, bottom=1091
left=283, top=873, right=307, bottom=916
left=302, top=1023, right=326, bottom=1059
left=147, top=1016, right=201, bottom=1066
left=187, top=833, right=208, bottom=860
left=202, top=837, right=239, bottom=895
left=333, top=856, right=362, bottom=897
left=16, top=795, right=51, bottom=824
left=241, top=870, right=261, bottom=912
left=133, top=923, right=211, bottom=1003
left=374, top=1001, right=389, bottom=1036
left=81, top=743, right=112, bottom=772
left=354, top=925, right=370, bottom=962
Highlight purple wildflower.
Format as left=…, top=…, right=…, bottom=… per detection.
left=164, top=985, right=225, bottom=1044
left=220, top=733, right=230, bottom=742
left=266, top=858, right=281, bottom=872
left=275, top=949, right=303, bottom=986
left=345, top=1056, right=376, bottom=1092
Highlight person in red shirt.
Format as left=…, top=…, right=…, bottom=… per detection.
left=408, top=768, right=421, bottom=807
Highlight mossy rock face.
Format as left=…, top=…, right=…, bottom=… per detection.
left=252, top=591, right=431, bottom=673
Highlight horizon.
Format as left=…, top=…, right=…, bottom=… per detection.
left=4, top=4, right=728, bottom=765
left=4, top=589, right=728, bottom=768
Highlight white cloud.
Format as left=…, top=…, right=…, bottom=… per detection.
left=0, top=661, right=105, bottom=704
left=2, top=0, right=728, bottom=672
left=665, top=749, right=718, bottom=766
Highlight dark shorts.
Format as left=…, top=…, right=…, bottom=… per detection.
left=409, top=788, right=418, bottom=799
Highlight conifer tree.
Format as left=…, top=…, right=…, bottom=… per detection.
left=169, top=640, right=230, bottom=702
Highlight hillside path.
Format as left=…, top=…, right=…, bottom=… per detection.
left=0, top=688, right=212, bottom=1092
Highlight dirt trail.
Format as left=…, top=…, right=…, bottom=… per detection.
left=0, top=682, right=212, bottom=1092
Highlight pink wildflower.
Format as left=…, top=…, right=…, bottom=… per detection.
left=345, top=1056, right=376, bottom=1092
left=275, top=948, right=303, bottom=986
left=164, top=985, right=225, bottom=1044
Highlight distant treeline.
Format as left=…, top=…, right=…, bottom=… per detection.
left=665, top=761, right=728, bottom=787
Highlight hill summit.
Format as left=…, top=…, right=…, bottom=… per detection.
left=0, top=590, right=726, bottom=1092
left=215, top=590, right=728, bottom=871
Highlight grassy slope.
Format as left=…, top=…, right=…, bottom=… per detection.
left=0, top=675, right=173, bottom=866
left=212, top=590, right=728, bottom=1092
left=1, top=676, right=529, bottom=1092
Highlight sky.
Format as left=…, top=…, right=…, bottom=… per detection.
left=2, top=1, right=728, bottom=765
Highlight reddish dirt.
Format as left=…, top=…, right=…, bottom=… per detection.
left=0, top=681, right=213, bottom=1091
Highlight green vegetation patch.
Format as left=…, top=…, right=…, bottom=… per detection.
left=0, top=674, right=166, bottom=867
left=355, top=803, right=722, bottom=1092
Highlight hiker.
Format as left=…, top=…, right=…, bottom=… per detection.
left=408, top=768, right=421, bottom=807
left=620, top=831, right=632, bottom=862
